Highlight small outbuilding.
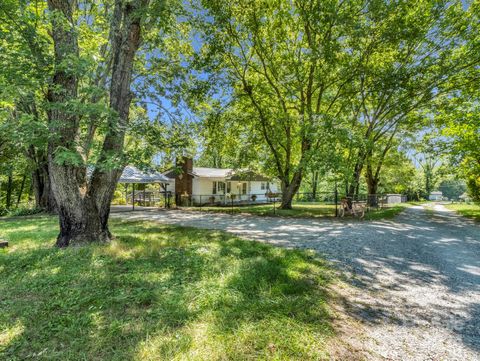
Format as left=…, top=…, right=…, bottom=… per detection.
left=88, top=165, right=170, bottom=209
left=384, top=194, right=404, bottom=204
left=428, top=191, right=443, bottom=201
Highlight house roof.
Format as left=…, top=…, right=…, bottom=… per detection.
left=164, top=167, right=271, bottom=181
left=430, top=191, right=443, bottom=195
left=191, top=167, right=233, bottom=178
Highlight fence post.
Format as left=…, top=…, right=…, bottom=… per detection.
left=334, top=181, right=338, bottom=217
left=273, top=197, right=276, bottom=215
left=231, top=197, right=234, bottom=214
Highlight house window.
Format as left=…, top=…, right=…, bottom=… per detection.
left=261, top=182, right=266, bottom=190
left=212, top=181, right=217, bottom=194
left=218, top=181, right=225, bottom=193
left=242, top=182, right=247, bottom=195
left=226, top=182, right=231, bottom=193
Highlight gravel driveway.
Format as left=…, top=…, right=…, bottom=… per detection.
left=112, top=204, right=480, bottom=360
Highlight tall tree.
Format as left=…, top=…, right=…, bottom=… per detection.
left=0, top=0, right=57, bottom=211
left=345, top=0, right=480, bottom=199
left=46, top=0, right=149, bottom=246
left=435, top=0, right=480, bottom=201
left=194, top=0, right=362, bottom=208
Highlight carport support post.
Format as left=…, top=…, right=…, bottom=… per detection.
left=160, top=183, right=167, bottom=208
left=132, top=183, right=135, bottom=211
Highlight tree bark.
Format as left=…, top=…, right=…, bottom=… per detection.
left=29, top=147, right=57, bottom=212
left=366, top=166, right=379, bottom=207
left=46, top=0, right=98, bottom=247
left=88, top=0, right=149, bottom=236
left=280, top=169, right=303, bottom=209
left=348, top=157, right=365, bottom=197
left=5, top=170, right=13, bottom=209
left=16, top=174, right=26, bottom=208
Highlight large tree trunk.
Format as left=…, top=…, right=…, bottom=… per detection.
left=89, top=0, right=148, bottom=236
left=348, top=158, right=364, bottom=197
left=46, top=0, right=147, bottom=247
left=46, top=0, right=98, bottom=247
left=279, top=170, right=303, bottom=209
left=366, top=168, right=379, bottom=207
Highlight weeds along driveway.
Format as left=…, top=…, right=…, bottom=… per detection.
left=112, top=204, right=480, bottom=360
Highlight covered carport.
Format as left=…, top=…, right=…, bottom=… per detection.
left=118, top=166, right=171, bottom=210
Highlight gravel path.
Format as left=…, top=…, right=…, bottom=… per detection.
left=112, top=204, right=480, bottom=360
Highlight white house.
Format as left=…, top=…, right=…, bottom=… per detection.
left=429, top=191, right=443, bottom=201
left=164, top=158, right=279, bottom=205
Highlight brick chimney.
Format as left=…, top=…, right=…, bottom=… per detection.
left=175, top=157, right=193, bottom=197
left=180, top=157, right=193, bottom=174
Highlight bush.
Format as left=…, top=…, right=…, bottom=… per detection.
left=466, top=176, right=480, bottom=202
left=5, top=207, right=44, bottom=217
left=112, top=189, right=127, bottom=205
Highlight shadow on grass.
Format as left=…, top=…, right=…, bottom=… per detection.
left=0, top=217, right=337, bottom=360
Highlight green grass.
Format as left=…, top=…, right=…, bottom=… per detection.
left=363, top=204, right=411, bottom=220
left=187, top=202, right=336, bottom=218
left=445, top=203, right=480, bottom=221
left=185, top=201, right=410, bottom=220
left=0, top=216, right=338, bottom=360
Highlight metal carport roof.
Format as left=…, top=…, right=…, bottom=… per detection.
left=118, top=166, right=170, bottom=184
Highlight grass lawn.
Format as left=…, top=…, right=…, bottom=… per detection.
left=184, top=201, right=410, bottom=221
left=363, top=204, right=411, bottom=220
left=186, top=202, right=336, bottom=218
left=0, top=216, right=339, bottom=360
left=445, top=203, right=480, bottom=221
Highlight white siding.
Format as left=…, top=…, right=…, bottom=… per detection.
left=168, top=177, right=280, bottom=204
left=385, top=194, right=403, bottom=204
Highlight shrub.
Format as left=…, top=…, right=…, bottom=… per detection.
left=5, top=207, right=44, bottom=217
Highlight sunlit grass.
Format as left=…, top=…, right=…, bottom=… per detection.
left=185, top=202, right=336, bottom=218
left=445, top=203, right=480, bottom=221
left=0, top=216, right=338, bottom=360
left=363, top=203, right=412, bottom=220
